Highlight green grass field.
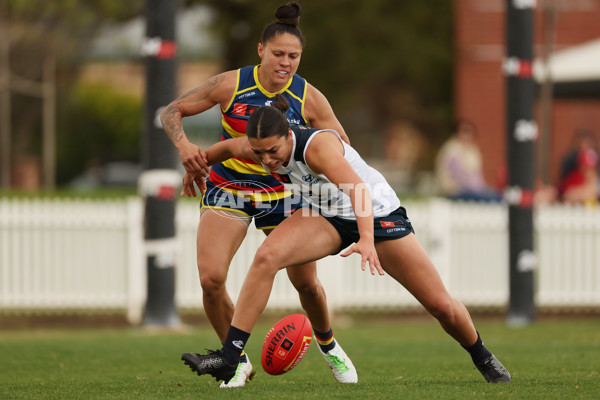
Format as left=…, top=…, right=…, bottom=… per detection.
left=1, top=315, right=599, bottom=399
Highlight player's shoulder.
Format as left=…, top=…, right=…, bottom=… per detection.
left=303, top=83, right=333, bottom=118
left=291, top=126, right=315, bottom=163
left=306, top=81, right=331, bottom=99
left=206, top=70, right=238, bottom=105
left=305, top=129, right=344, bottom=161
left=217, top=70, right=239, bottom=87
left=291, top=125, right=316, bottom=139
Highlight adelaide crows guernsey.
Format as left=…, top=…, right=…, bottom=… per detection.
left=209, top=65, right=309, bottom=202
left=267, top=126, right=401, bottom=219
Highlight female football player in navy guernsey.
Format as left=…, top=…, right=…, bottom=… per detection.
left=180, top=95, right=512, bottom=385
left=160, top=2, right=356, bottom=387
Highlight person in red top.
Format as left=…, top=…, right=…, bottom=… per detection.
left=559, top=130, right=599, bottom=205
left=560, top=148, right=599, bottom=204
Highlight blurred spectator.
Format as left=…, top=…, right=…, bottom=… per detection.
left=560, top=129, right=597, bottom=182
left=559, top=129, right=599, bottom=206
left=435, top=119, right=501, bottom=202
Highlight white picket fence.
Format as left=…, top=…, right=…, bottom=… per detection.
left=1, top=197, right=599, bottom=324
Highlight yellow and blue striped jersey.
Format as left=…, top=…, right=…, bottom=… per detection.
left=209, top=65, right=309, bottom=201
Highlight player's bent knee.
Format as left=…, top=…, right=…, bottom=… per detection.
left=290, top=277, right=322, bottom=298
left=198, top=272, right=227, bottom=295
left=252, top=243, right=283, bottom=274
left=426, top=298, right=456, bottom=323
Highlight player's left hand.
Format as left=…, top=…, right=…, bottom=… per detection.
left=181, top=172, right=206, bottom=197
left=340, top=238, right=384, bottom=276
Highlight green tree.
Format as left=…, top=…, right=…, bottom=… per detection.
left=3, top=0, right=453, bottom=188
left=56, top=84, right=142, bottom=185
left=1, top=0, right=144, bottom=186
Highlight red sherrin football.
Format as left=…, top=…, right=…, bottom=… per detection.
left=261, top=313, right=312, bottom=375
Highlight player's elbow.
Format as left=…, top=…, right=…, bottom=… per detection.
left=160, top=103, right=176, bottom=124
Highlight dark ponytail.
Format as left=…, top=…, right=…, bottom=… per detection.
left=261, top=2, right=305, bottom=47
left=247, top=94, right=290, bottom=140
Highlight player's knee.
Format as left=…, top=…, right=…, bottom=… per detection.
left=427, top=298, right=456, bottom=323
left=291, top=277, right=322, bottom=299
left=198, top=271, right=227, bottom=296
left=252, top=244, right=280, bottom=276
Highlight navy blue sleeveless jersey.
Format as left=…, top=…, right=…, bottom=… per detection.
left=208, top=65, right=309, bottom=201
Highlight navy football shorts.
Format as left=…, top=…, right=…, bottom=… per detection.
left=201, top=181, right=303, bottom=229
left=312, top=206, right=415, bottom=253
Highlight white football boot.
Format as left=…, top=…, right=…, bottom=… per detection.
left=318, top=340, right=358, bottom=383
left=219, top=355, right=255, bottom=388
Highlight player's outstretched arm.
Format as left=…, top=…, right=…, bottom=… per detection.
left=161, top=71, right=236, bottom=175
left=205, top=137, right=257, bottom=166
left=304, top=134, right=383, bottom=276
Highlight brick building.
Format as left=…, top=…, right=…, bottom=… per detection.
left=454, top=0, right=600, bottom=190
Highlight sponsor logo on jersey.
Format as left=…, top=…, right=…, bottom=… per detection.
left=232, top=103, right=258, bottom=116
left=302, top=174, right=321, bottom=185
left=238, top=91, right=256, bottom=99
left=386, top=227, right=406, bottom=233
left=286, top=104, right=302, bottom=125
left=270, top=172, right=292, bottom=183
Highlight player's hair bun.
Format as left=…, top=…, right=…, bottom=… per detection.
left=272, top=94, right=290, bottom=114
left=275, top=2, right=301, bottom=27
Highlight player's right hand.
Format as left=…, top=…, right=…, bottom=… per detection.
left=179, top=142, right=209, bottom=177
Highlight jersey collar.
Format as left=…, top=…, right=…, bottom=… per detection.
left=254, top=65, right=293, bottom=97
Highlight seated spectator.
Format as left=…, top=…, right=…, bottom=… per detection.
left=559, top=130, right=599, bottom=205
left=560, top=149, right=599, bottom=205
left=560, top=129, right=597, bottom=183
left=435, top=119, right=501, bottom=202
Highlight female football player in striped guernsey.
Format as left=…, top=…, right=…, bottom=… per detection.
left=161, top=2, right=356, bottom=387
left=180, top=95, right=512, bottom=385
